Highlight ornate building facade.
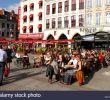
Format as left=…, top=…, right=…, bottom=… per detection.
left=0, top=9, right=18, bottom=40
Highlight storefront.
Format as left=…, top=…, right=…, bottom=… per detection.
left=81, top=31, right=110, bottom=49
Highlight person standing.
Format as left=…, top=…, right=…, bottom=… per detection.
left=5, top=46, right=12, bottom=69
left=0, top=45, right=7, bottom=86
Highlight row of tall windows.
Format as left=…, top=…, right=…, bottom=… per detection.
left=46, top=0, right=84, bottom=15
left=87, top=0, right=110, bottom=8
left=23, top=1, right=43, bottom=12
left=46, top=15, right=84, bottom=29
left=86, top=12, right=110, bottom=25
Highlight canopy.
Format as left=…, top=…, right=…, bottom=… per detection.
left=38, top=12, right=42, bottom=16
left=37, top=24, right=42, bottom=28
left=22, top=26, right=27, bottom=30
left=29, top=25, right=33, bottom=29
left=23, top=5, right=27, bottom=8
left=29, top=14, right=33, bottom=18
left=38, top=0, right=42, bottom=4
left=23, top=15, right=27, bottom=19
left=30, top=3, right=34, bottom=7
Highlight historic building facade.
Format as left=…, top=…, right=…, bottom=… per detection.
left=19, top=0, right=85, bottom=40
left=19, top=0, right=44, bottom=40
left=19, top=0, right=110, bottom=41
left=83, top=0, right=110, bottom=34
left=0, top=9, right=18, bottom=39
left=43, top=0, right=85, bottom=40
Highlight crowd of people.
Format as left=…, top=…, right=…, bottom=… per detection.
left=0, top=43, right=110, bottom=87
left=45, top=49, right=110, bottom=86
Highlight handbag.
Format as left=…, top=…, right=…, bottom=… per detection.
left=3, top=67, right=10, bottom=77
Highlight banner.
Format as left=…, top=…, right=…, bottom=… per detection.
left=18, top=6, right=21, bottom=30
left=0, top=91, right=109, bottom=100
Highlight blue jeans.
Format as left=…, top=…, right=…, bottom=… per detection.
left=0, top=63, right=5, bottom=84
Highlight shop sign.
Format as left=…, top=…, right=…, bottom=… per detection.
left=80, top=27, right=97, bottom=33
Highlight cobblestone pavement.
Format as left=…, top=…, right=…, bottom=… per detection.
left=0, top=54, right=110, bottom=91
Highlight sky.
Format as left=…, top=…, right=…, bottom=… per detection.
left=0, top=0, right=20, bottom=14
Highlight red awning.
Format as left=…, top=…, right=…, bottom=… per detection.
left=22, top=15, right=27, bottom=19
left=23, top=5, right=27, bottom=8
left=38, top=0, right=42, bottom=4
left=22, top=26, right=27, bottom=30
left=37, top=24, right=42, bottom=28
left=38, top=12, right=42, bottom=16
left=29, top=14, right=33, bottom=18
left=18, top=26, right=20, bottom=30
left=30, top=3, right=34, bottom=7
left=29, top=25, right=33, bottom=29
left=49, top=40, right=74, bottom=43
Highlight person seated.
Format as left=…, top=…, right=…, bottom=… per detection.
left=44, top=52, right=51, bottom=65
left=15, top=51, right=22, bottom=64
left=22, top=51, right=30, bottom=68
left=75, top=55, right=85, bottom=86
left=46, top=57, right=59, bottom=84
left=33, top=54, right=42, bottom=68
left=60, top=53, right=78, bottom=85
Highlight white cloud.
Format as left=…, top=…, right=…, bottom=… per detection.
left=6, top=3, right=20, bottom=14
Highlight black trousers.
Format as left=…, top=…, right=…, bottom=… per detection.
left=0, top=62, right=5, bottom=85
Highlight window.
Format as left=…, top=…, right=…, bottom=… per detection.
left=65, top=1, right=69, bottom=12
left=39, top=28, right=42, bottom=32
left=96, top=0, right=101, bottom=6
left=64, top=16, right=69, bottom=28
left=86, top=13, right=92, bottom=25
left=23, top=28, right=26, bottom=33
left=86, top=0, right=92, bottom=8
left=24, top=18, right=27, bottom=22
left=7, top=24, right=9, bottom=29
left=2, top=23, right=5, bottom=28
left=46, top=5, right=50, bottom=15
left=58, top=17, right=62, bottom=28
left=29, top=26, right=33, bottom=33
left=11, top=24, right=14, bottom=29
left=96, top=13, right=101, bottom=25
left=71, top=0, right=76, bottom=11
left=106, top=0, right=110, bottom=5
left=22, top=26, right=27, bottom=33
left=39, top=1, right=43, bottom=9
left=30, top=14, right=34, bottom=22
left=79, top=0, right=84, bottom=9
left=7, top=32, right=9, bottom=37
left=23, top=16, right=27, bottom=22
left=39, top=15, right=42, bottom=20
left=106, top=12, right=110, bottom=24
left=39, top=13, right=42, bottom=20
left=38, top=24, right=42, bottom=32
left=71, top=15, right=76, bottom=27
left=24, top=5, right=27, bottom=12
left=52, top=3, right=56, bottom=14
left=58, top=2, right=62, bottom=13
left=79, top=15, right=84, bottom=27
left=2, top=32, right=4, bottom=37
left=52, top=18, right=56, bottom=28
left=30, top=3, right=34, bottom=11
left=46, top=19, right=50, bottom=29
